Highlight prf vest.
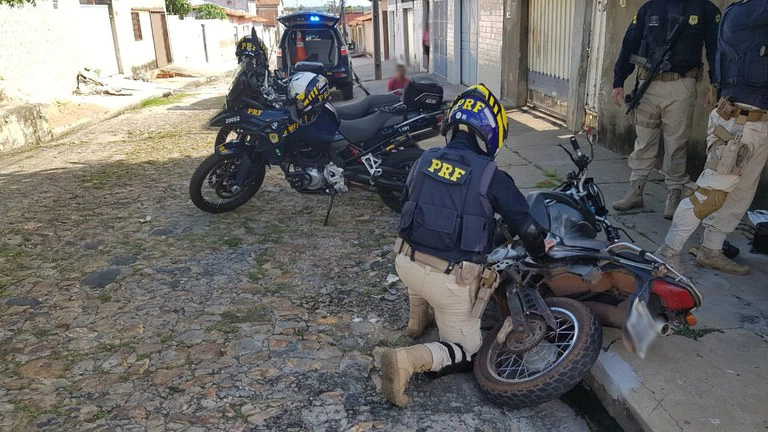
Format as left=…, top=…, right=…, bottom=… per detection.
left=716, top=1, right=768, bottom=98
left=398, top=147, right=497, bottom=264
left=639, top=0, right=711, bottom=75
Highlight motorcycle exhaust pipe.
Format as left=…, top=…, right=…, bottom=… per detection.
left=369, top=177, right=405, bottom=192
left=656, top=317, right=672, bottom=337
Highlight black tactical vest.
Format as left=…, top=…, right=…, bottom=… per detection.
left=716, top=1, right=768, bottom=99
left=640, top=0, right=710, bottom=75
left=398, top=146, right=497, bottom=263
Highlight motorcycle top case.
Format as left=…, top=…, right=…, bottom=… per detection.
left=402, top=76, right=443, bottom=110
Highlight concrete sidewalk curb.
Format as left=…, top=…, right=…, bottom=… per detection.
left=1, top=72, right=230, bottom=155
left=50, top=74, right=227, bottom=142
left=586, top=351, right=663, bottom=432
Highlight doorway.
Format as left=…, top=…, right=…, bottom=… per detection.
left=150, top=12, right=172, bottom=67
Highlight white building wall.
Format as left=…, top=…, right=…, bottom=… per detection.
left=390, top=0, right=427, bottom=71
left=0, top=0, right=116, bottom=101
left=112, top=4, right=163, bottom=74
left=477, top=0, right=503, bottom=92
left=167, top=16, right=239, bottom=66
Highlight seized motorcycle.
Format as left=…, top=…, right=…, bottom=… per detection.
left=470, top=134, right=702, bottom=408
left=189, top=60, right=446, bottom=217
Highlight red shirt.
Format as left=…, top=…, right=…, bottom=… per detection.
left=387, top=77, right=409, bottom=96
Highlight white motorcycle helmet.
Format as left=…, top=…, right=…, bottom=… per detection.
left=288, top=72, right=330, bottom=123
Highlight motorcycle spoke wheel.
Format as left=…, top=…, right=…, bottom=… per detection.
left=488, top=307, right=578, bottom=383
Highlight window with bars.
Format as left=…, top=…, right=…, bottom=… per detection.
left=132, top=12, right=143, bottom=41
left=79, top=0, right=110, bottom=5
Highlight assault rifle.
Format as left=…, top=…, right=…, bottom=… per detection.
left=624, top=15, right=687, bottom=114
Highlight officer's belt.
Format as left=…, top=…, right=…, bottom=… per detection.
left=716, top=98, right=768, bottom=124
left=395, top=238, right=456, bottom=274
left=638, top=68, right=699, bottom=82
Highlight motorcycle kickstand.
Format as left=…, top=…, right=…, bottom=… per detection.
left=323, top=191, right=337, bottom=226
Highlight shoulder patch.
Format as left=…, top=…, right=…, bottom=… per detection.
left=688, top=15, right=699, bottom=25
left=423, top=158, right=471, bottom=184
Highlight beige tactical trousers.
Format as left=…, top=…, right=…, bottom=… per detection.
left=701, top=107, right=768, bottom=250
left=629, top=78, right=697, bottom=189
left=395, top=253, right=482, bottom=370
left=665, top=106, right=768, bottom=251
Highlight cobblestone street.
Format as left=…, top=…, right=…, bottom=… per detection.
left=0, top=78, right=591, bottom=431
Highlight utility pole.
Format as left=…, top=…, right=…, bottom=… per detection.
left=107, top=0, right=124, bottom=74
left=372, top=0, right=382, bottom=80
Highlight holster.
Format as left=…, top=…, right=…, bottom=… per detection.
left=705, top=124, right=750, bottom=176
left=471, top=268, right=500, bottom=318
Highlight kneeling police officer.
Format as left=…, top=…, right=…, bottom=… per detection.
left=380, top=85, right=552, bottom=407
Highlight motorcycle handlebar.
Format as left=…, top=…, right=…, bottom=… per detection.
left=569, top=136, right=580, bottom=152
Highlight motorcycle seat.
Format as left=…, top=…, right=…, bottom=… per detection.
left=338, top=110, right=404, bottom=143
left=335, top=94, right=401, bottom=120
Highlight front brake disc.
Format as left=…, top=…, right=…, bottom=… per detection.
left=503, top=315, right=547, bottom=354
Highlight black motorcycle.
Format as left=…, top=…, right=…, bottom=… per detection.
left=189, top=60, right=446, bottom=218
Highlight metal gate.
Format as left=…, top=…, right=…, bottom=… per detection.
left=527, top=0, right=574, bottom=118
left=460, top=0, right=478, bottom=85
left=584, top=0, right=608, bottom=127
left=432, top=0, right=448, bottom=77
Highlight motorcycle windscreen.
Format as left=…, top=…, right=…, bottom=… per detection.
left=225, top=62, right=264, bottom=109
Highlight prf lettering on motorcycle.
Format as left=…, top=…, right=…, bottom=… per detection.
left=247, top=108, right=263, bottom=116
left=225, top=116, right=240, bottom=124
left=282, top=122, right=300, bottom=137
left=426, top=159, right=468, bottom=183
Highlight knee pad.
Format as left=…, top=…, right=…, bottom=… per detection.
left=690, top=188, right=728, bottom=219
left=425, top=342, right=472, bottom=377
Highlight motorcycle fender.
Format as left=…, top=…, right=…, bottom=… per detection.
left=210, top=111, right=242, bottom=127
left=214, top=140, right=243, bottom=156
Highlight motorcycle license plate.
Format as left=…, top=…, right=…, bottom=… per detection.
left=625, top=298, right=658, bottom=359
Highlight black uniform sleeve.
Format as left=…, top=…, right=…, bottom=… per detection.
left=488, top=169, right=547, bottom=257
left=613, top=5, right=647, bottom=89
left=703, top=1, right=721, bottom=84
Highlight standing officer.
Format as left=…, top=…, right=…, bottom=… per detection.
left=379, top=85, right=551, bottom=407
left=611, top=0, right=720, bottom=219
left=656, top=0, right=768, bottom=275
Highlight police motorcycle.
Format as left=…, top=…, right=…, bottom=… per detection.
left=470, top=133, right=702, bottom=408
left=235, top=28, right=437, bottom=125
left=189, top=61, right=447, bottom=218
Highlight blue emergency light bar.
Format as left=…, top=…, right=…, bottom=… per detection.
left=309, top=15, right=320, bottom=22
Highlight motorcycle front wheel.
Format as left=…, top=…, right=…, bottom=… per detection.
left=473, top=297, right=602, bottom=408
left=189, top=153, right=266, bottom=213
left=376, top=147, right=424, bottom=213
